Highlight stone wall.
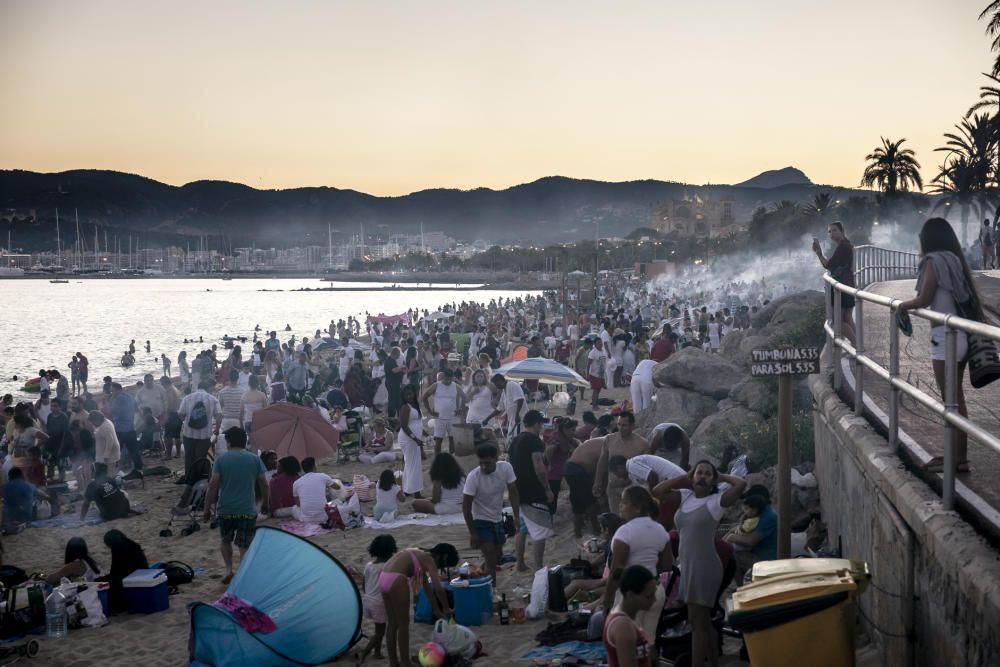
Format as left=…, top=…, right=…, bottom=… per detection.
left=810, top=364, right=1000, bottom=666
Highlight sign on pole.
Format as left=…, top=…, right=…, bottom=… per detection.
left=750, top=346, right=819, bottom=559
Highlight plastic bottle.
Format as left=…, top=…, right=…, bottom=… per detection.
left=510, top=586, right=526, bottom=624
left=498, top=593, right=510, bottom=625
left=45, top=589, right=68, bottom=638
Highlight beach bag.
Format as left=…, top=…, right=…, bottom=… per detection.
left=323, top=504, right=345, bottom=531
left=1, top=582, right=46, bottom=633
left=431, top=618, right=478, bottom=659
left=966, top=333, right=1000, bottom=388
left=187, top=400, right=209, bottom=428
left=525, top=568, right=549, bottom=620
left=34, top=499, right=52, bottom=521
left=77, top=584, right=106, bottom=627
left=352, top=474, right=376, bottom=502
left=163, top=561, right=195, bottom=589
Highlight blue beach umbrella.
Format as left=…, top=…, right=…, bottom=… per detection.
left=496, top=357, right=588, bottom=387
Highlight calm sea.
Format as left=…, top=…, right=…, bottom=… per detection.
left=3, top=278, right=537, bottom=399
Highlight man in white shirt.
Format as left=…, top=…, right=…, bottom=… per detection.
left=88, top=411, right=121, bottom=471
left=136, top=373, right=167, bottom=423
left=587, top=339, right=608, bottom=409
left=462, top=443, right=520, bottom=584
left=178, top=380, right=223, bottom=483
left=422, top=368, right=466, bottom=457
left=630, top=358, right=657, bottom=413
left=292, top=457, right=341, bottom=524
left=485, top=374, right=525, bottom=438
left=625, top=454, right=686, bottom=489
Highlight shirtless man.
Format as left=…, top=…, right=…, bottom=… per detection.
left=648, top=423, right=691, bottom=471
left=564, top=436, right=605, bottom=537
left=593, top=411, right=650, bottom=514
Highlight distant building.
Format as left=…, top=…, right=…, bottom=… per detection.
left=1, top=252, right=31, bottom=269
left=651, top=193, right=741, bottom=238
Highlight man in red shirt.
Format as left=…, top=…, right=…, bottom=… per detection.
left=650, top=332, right=674, bottom=363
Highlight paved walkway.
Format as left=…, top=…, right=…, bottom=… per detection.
left=847, top=273, right=1000, bottom=540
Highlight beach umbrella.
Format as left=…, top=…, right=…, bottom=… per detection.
left=426, top=311, right=454, bottom=321
left=568, top=270, right=588, bottom=277
left=314, top=338, right=342, bottom=352
left=250, top=403, right=339, bottom=460
left=496, top=357, right=588, bottom=387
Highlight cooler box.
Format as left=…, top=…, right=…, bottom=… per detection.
left=729, top=571, right=857, bottom=667
left=97, top=582, right=110, bottom=617
left=123, top=568, right=169, bottom=614
left=415, top=576, right=492, bottom=626
left=449, top=576, right=493, bottom=626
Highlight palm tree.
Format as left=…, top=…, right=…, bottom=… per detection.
left=930, top=155, right=986, bottom=246
left=803, top=192, right=835, bottom=219
left=979, top=2, right=1000, bottom=75
left=861, top=138, right=923, bottom=195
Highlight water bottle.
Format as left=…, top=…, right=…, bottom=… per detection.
left=46, top=589, right=68, bottom=638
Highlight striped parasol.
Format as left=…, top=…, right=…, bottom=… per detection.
left=496, top=357, right=588, bottom=387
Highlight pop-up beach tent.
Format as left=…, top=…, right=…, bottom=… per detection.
left=188, top=527, right=362, bottom=666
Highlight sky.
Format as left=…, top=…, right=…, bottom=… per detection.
left=0, top=0, right=996, bottom=196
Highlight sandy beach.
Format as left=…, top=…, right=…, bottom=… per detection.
left=5, top=387, right=641, bottom=667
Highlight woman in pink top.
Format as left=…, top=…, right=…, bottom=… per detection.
left=267, top=456, right=300, bottom=517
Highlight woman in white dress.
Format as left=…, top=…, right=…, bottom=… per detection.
left=464, top=369, right=495, bottom=425
left=397, top=384, right=426, bottom=498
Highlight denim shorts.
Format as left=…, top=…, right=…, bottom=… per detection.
left=473, top=519, right=506, bottom=546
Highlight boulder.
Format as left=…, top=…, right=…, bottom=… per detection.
left=636, top=385, right=718, bottom=436
left=653, top=347, right=743, bottom=399
left=729, top=378, right=778, bottom=417
left=752, top=291, right=825, bottom=331
left=691, top=405, right=759, bottom=458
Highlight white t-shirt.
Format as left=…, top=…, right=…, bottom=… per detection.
left=588, top=348, right=607, bottom=377
left=439, top=477, right=466, bottom=507
left=501, top=382, right=525, bottom=425
left=375, top=484, right=400, bottom=509
left=612, top=516, right=669, bottom=576
left=463, top=461, right=517, bottom=523
left=631, top=359, right=657, bottom=384
left=292, top=472, right=336, bottom=523
left=433, top=382, right=459, bottom=420
left=626, top=455, right=685, bottom=486
left=677, top=489, right=725, bottom=520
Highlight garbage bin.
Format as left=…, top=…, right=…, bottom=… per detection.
left=729, top=571, right=858, bottom=667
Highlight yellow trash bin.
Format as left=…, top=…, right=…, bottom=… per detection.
left=729, top=571, right=858, bottom=667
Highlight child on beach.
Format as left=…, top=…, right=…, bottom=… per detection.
left=356, top=535, right=398, bottom=663
left=373, top=469, right=405, bottom=522
left=725, top=494, right=764, bottom=552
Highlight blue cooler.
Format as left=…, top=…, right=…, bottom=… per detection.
left=123, top=568, right=169, bottom=614
left=450, top=576, right=493, bottom=626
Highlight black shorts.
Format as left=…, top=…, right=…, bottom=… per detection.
left=830, top=289, right=855, bottom=309
left=563, top=462, right=595, bottom=514
left=218, top=515, right=257, bottom=549
left=164, top=412, right=182, bottom=438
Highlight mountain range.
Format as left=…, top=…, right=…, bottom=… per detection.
left=0, top=168, right=868, bottom=250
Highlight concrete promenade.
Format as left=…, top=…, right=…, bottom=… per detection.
left=846, top=273, right=1000, bottom=540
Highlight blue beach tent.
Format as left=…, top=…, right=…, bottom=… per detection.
left=188, top=527, right=362, bottom=666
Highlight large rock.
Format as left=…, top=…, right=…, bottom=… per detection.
left=653, top=347, right=742, bottom=399
left=729, top=378, right=778, bottom=417
left=636, top=385, right=718, bottom=436
left=691, top=404, right=758, bottom=458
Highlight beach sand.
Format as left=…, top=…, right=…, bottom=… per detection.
left=4, top=385, right=747, bottom=666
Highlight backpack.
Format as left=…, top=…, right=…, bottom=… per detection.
left=162, top=561, right=194, bottom=590
left=187, top=399, right=208, bottom=429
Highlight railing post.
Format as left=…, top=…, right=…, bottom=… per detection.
left=854, top=298, right=864, bottom=416
left=833, top=288, right=843, bottom=391
left=889, top=304, right=900, bottom=452
left=943, top=322, right=958, bottom=511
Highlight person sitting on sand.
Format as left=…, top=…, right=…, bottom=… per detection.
left=102, top=529, right=148, bottom=614
left=356, top=535, right=398, bottom=663
left=602, top=565, right=659, bottom=667
left=292, top=457, right=340, bottom=524
left=268, top=456, right=301, bottom=518
left=359, top=417, right=396, bottom=464
left=2, top=468, right=47, bottom=526
left=412, top=452, right=466, bottom=515
left=45, top=537, right=103, bottom=585
left=380, top=543, right=458, bottom=667
left=80, top=463, right=136, bottom=521
left=564, top=512, right=622, bottom=607
left=372, top=469, right=406, bottom=522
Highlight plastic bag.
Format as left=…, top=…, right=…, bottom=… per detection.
left=525, top=568, right=549, bottom=619
left=77, top=584, right=107, bottom=627
left=431, top=618, right=478, bottom=659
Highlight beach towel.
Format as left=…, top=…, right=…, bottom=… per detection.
left=518, top=641, right=607, bottom=662
left=29, top=509, right=103, bottom=529
left=279, top=520, right=333, bottom=537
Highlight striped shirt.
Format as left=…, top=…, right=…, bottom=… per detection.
left=218, top=385, right=246, bottom=420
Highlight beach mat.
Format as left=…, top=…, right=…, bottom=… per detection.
left=279, top=520, right=333, bottom=537
left=29, top=509, right=103, bottom=530
left=518, top=641, right=607, bottom=662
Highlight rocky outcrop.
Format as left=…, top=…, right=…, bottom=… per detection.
left=636, top=385, right=718, bottom=435
left=653, top=347, right=742, bottom=399
left=691, top=405, right=756, bottom=458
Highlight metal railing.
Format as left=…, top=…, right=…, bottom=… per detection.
left=824, top=244, right=1000, bottom=510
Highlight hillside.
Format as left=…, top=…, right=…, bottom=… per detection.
left=0, top=168, right=868, bottom=250
left=736, top=167, right=813, bottom=189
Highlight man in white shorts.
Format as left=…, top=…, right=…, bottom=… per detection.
left=422, top=368, right=466, bottom=457
left=630, top=358, right=657, bottom=413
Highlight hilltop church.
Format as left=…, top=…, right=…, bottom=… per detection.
left=651, top=193, right=745, bottom=239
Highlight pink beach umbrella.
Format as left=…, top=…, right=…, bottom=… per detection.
left=251, top=403, right=339, bottom=460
